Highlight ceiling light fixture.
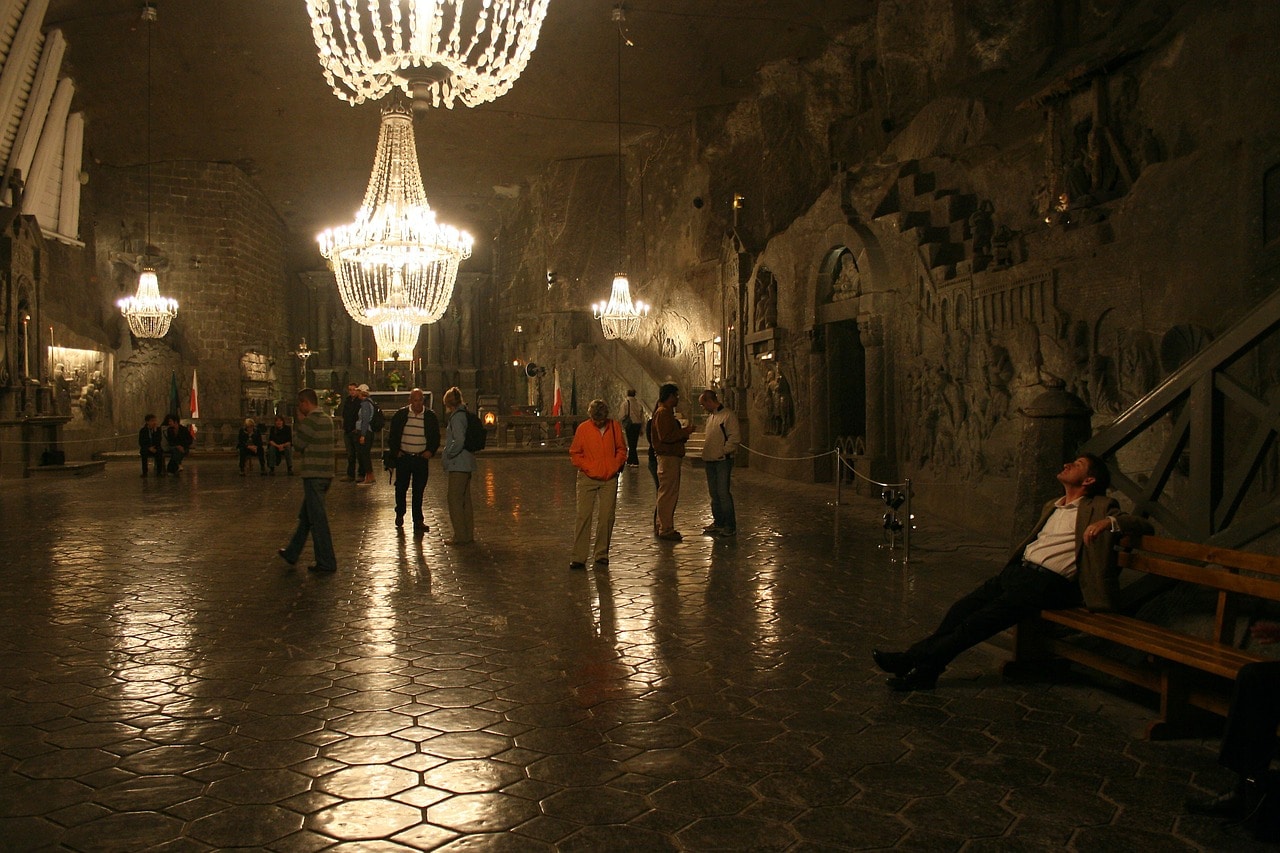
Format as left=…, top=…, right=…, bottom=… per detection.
left=305, top=0, right=551, bottom=108
left=592, top=4, right=648, bottom=341
left=367, top=274, right=424, bottom=361
left=117, top=2, right=178, bottom=339
left=317, top=103, right=473, bottom=359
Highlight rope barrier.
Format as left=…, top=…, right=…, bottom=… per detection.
left=0, top=431, right=136, bottom=446
left=833, top=448, right=912, bottom=563
left=738, top=442, right=835, bottom=462
left=836, top=453, right=908, bottom=489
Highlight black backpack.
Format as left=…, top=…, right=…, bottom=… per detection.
left=462, top=410, right=487, bottom=452
left=368, top=404, right=386, bottom=432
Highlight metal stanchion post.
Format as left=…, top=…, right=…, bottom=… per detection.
left=834, top=449, right=842, bottom=506
left=902, top=477, right=912, bottom=563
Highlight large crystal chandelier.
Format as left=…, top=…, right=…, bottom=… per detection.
left=367, top=274, right=427, bottom=360
left=317, top=103, right=473, bottom=329
left=592, top=6, right=647, bottom=341
left=118, top=2, right=178, bottom=339
left=305, top=0, right=551, bottom=108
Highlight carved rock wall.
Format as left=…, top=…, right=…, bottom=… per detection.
left=496, top=0, right=1280, bottom=537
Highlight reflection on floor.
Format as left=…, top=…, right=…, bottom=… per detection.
left=0, top=456, right=1254, bottom=850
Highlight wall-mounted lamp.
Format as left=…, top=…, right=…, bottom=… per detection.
left=514, top=324, right=523, bottom=333
left=732, top=193, right=744, bottom=210
left=546, top=271, right=556, bottom=289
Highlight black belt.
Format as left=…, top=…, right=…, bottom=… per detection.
left=1021, top=559, right=1059, bottom=576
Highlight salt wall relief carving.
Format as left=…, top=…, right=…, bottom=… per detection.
left=905, top=265, right=1161, bottom=478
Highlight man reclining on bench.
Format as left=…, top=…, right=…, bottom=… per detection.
left=873, top=454, right=1151, bottom=691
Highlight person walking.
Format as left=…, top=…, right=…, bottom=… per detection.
left=650, top=383, right=694, bottom=541
left=569, top=399, right=628, bottom=570
left=619, top=389, right=645, bottom=468
left=355, top=384, right=377, bottom=485
left=387, top=388, right=440, bottom=535
left=138, top=414, right=164, bottom=477
left=341, top=382, right=361, bottom=482
left=441, top=386, right=475, bottom=546
left=699, top=389, right=740, bottom=537
left=277, top=388, right=338, bottom=572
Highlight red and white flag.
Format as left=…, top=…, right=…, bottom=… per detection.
left=551, top=367, right=563, bottom=417
left=189, top=369, right=200, bottom=420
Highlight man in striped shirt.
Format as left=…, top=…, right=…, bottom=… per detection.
left=277, top=388, right=338, bottom=572
left=387, top=388, right=441, bottom=534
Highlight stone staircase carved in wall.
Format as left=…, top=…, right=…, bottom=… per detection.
left=872, top=160, right=980, bottom=281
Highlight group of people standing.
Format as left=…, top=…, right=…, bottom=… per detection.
left=568, top=382, right=741, bottom=570
left=279, top=384, right=478, bottom=573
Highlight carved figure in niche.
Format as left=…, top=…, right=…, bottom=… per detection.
left=80, top=370, right=108, bottom=422
left=770, top=368, right=794, bottom=436
left=53, top=363, right=71, bottom=415
left=1064, top=156, right=1094, bottom=209
left=991, top=226, right=1015, bottom=269
left=1117, top=330, right=1158, bottom=405
left=969, top=200, right=994, bottom=261
left=831, top=250, right=861, bottom=302
left=754, top=271, right=777, bottom=331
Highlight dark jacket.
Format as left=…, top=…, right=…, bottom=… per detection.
left=268, top=423, right=292, bottom=448
left=138, top=426, right=163, bottom=454
left=387, top=406, right=441, bottom=457
left=650, top=403, right=694, bottom=457
left=341, top=394, right=361, bottom=433
left=1007, top=494, right=1153, bottom=611
left=165, top=423, right=192, bottom=449
left=236, top=426, right=262, bottom=452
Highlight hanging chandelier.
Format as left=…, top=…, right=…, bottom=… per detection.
left=304, top=0, right=551, bottom=108
left=592, top=5, right=648, bottom=341
left=367, top=274, right=428, bottom=360
left=119, top=268, right=179, bottom=338
left=118, top=2, right=178, bottom=339
left=317, top=103, right=473, bottom=328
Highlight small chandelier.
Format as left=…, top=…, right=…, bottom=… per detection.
left=305, top=0, right=551, bottom=108
left=593, top=273, right=648, bottom=340
left=367, top=274, right=427, bottom=360
left=318, top=103, right=473, bottom=327
left=119, top=268, right=179, bottom=338
left=592, top=5, right=647, bottom=340
left=118, top=2, right=178, bottom=339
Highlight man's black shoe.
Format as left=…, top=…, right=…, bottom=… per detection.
left=872, top=649, right=914, bottom=676
left=887, top=667, right=939, bottom=692
left=594, top=557, right=609, bottom=566
left=276, top=549, right=297, bottom=566
left=395, top=515, right=404, bottom=528
left=414, top=524, right=428, bottom=535
left=569, top=561, right=587, bottom=570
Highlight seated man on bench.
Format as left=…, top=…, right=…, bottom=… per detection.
left=873, top=454, right=1151, bottom=691
left=1186, top=623, right=1280, bottom=842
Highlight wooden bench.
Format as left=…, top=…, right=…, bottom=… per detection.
left=1008, top=535, right=1280, bottom=739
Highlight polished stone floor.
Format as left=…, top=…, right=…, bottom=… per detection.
left=0, top=454, right=1264, bottom=851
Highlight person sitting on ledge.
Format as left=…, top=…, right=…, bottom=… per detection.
left=873, top=454, right=1151, bottom=691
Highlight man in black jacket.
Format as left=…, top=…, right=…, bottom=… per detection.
left=138, top=414, right=164, bottom=477
left=386, top=388, right=440, bottom=534
left=341, top=382, right=361, bottom=481
left=163, top=414, right=192, bottom=474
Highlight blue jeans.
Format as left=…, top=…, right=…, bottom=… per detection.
left=704, top=456, right=735, bottom=531
left=282, top=478, right=336, bottom=570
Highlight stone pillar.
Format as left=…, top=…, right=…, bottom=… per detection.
left=859, top=314, right=893, bottom=483
left=1011, top=384, right=1092, bottom=545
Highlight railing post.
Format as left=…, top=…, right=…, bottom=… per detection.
left=834, top=448, right=842, bottom=506
left=902, top=477, right=912, bottom=564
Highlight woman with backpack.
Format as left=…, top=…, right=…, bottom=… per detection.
left=441, top=386, right=476, bottom=546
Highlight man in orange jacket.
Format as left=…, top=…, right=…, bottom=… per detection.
left=568, top=399, right=628, bottom=570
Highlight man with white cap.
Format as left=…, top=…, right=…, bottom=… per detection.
left=355, top=384, right=376, bottom=485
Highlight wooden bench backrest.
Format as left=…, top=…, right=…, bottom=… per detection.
left=1116, top=535, right=1280, bottom=645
